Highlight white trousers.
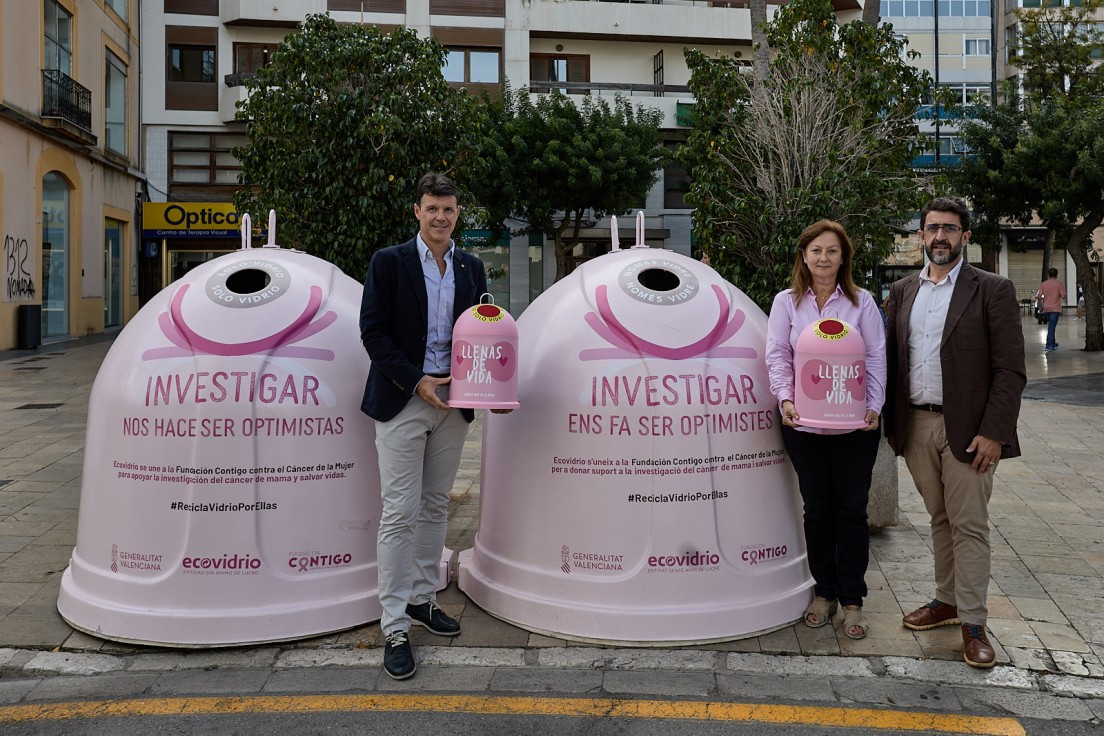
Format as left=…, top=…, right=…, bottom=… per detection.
left=374, top=385, right=469, bottom=635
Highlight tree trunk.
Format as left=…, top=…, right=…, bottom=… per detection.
left=1064, top=204, right=1104, bottom=351
left=862, top=0, right=882, bottom=25
left=552, top=216, right=573, bottom=283
left=1041, top=229, right=1054, bottom=282
left=750, top=0, right=769, bottom=81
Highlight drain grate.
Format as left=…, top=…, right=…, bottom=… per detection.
left=15, top=403, right=64, bottom=410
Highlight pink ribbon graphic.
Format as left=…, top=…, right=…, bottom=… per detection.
left=579, top=284, right=757, bottom=361
left=142, top=283, right=337, bottom=361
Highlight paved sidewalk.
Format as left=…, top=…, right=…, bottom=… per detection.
left=1, top=316, right=1103, bottom=684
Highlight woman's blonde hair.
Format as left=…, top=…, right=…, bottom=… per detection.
left=789, top=219, right=860, bottom=308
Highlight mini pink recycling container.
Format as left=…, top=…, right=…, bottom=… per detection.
left=56, top=213, right=447, bottom=647
left=458, top=213, right=812, bottom=645
left=448, top=296, right=520, bottom=410
left=793, top=318, right=867, bottom=430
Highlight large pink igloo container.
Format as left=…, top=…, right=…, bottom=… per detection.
left=57, top=234, right=446, bottom=646
left=448, top=299, right=520, bottom=410
left=793, top=318, right=867, bottom=430
left=458, top=244, right=813, bottom=644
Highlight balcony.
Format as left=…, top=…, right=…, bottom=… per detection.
left=41, top=69, right=96, bottom=145
left=526, top=82, right=693, bottom=127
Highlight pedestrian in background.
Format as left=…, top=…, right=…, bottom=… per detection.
left=766, top=220, right=886, bottom=640
left=1035, top=268, right=1067, bottom=352
left=360, top=172, right=487, bottom=680
left=884, top=197, right=1026, bottom=668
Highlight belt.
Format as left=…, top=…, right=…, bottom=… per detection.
left=911, top=403, right=943, bottom=414
left=427, top=373, right=450, bottom=379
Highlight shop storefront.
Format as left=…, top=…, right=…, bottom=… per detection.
left=141, top=202, right=250, bottom=302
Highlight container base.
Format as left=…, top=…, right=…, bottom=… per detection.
left=797, top=417, right=868, bottom=430
left=448, top=400, right=520, bottom=410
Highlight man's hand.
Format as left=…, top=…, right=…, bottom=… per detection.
left=966, top=434, right=1001, bottom=474
left=415, top=374, right=451, bottom=410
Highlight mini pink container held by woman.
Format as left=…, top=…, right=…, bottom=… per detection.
left=448, top=297, right=520, bottom=410
left=793, top=318, right=868, bottom=430
left=459, top=213, right=813, bottom=645
left=57, top=213, right=446, bottom=646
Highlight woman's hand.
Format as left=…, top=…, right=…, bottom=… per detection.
left=862, top=409, right=880, bottom=432
left=780, top=400, right=800, bottom=427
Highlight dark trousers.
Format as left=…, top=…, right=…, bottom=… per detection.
left=781, top=426, right=881, bottom=607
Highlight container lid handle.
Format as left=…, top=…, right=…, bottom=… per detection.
left=239, top=213, right=252, bottom=251
left=263, top=209, right=278, bottom=248
left=479, top=293, right=495, bottom=305
left=610, top=214, right=620, bottom=251
left=632, top=210, right=647, bottom=249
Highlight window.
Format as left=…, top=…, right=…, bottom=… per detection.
left=443, top=48, right=501, bottom=84
left=169, top=46, right=215, bottom=83
left=937, top=0, right=991, bottom=14
left=663, top=137, right=690, bottom=210
left=105, top=50, right=126, bottom=155
left=882, top=0, right=934, bottom=15
left=1005, top=23, right=1017, bottom=64
left=105, top=0, right=127, bottom=21
left=964, top=38, right=991, bottom=55
left=233, top=43, right=273, bottom=76
left=169, top=132, right=247, bottom=188
left=44, top=0, right=73, bottom=75
left=530, top=54, right=589, bottom=94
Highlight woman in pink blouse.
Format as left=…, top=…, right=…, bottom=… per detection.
left=765, top=220, right=887, bottom=640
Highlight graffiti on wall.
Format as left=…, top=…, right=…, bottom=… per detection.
left=4, top=234, right=37, bottom=302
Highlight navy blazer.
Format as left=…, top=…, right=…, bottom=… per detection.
left=884, top=261, right=1026, bottom=463
left=359, top=237, right=488, bottom=423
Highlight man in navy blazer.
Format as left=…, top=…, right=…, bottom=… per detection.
left=884, top=196, right=1026, bottom=669
left=360, top=173, right=487, bottom=680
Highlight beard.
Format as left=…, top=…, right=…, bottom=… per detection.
left=925, top=239, right=962, bottom=266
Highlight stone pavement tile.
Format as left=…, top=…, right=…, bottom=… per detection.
left=377, top=665, right=494, bottom=692
left=988, top=618, right=1043, bottom=649
left=489, top=667, right=603, bottom=693
left=1037, top=573, right=1104, bottom=598
left=332, top=626, right=380, bottom=648
left=451, top=620, right=532, bottom=648
left=726, top=652, right=874, bottom=678
left=264, top=667, right=376, bottom=693
left=0, top=677, right=39, bottom=704
left=525, top=633, right=568, bottom=648
left=717, top=673, right=835, bottom=702
left=275, top=649, right=380, bottom=669
left=0, top=582, right=45, bottom=610
left=884, top=658, right=1034, bottom=689
left=1042, top=674, right=1104, bottom=699
left=1004, top=647, right=1056, bottom=672
left=1021, top=554, right=1098, bottom=577
left=832, top=678, right=962, bottom=711
left=603, top=670, right=716, bottom=697
left=986, top=595, right=1022, bottom=621
left=539, top=648, right=717, bottom=671
left=1052, top=650, right=1104, bottom=677
left=701, top=637, right=759, bottom=653
left=24, top=673, right=158, bottom=702
left=8, top=506, right=76, bottom=524
left=756, top=625, right=801, bottom=655
left=0, top=613, right=72, bottom=649
left=0, top=536, right=36, bottom=556
left=1086, top=699, right=1104, bottom=721
left=23, top=651, right=124, bottom=676
left=1030, top=622, right=1093, bottom=653
left=60, top=629, right=107, bottom=652
left=793, top=619, right=841, bottom=656
left=0, top=520, right=57, bottom=538
left=128, top=648, right=280, bottom=672
left=913, top=626, right=969, bottom=662
left=956, top=687, right=1096, bottom=721
left=26, top=527, right=76, bottom=547
left=146, top=668, right=271, bottom=696
left=838, top=632, right=924, bottom=659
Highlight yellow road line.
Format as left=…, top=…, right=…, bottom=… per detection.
left=0, top=694, right=1026, bottom=735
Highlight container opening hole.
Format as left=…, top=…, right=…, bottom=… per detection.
left=637, top=268, right=680, bottom=292
left=225, top=269, right=271, bottom=294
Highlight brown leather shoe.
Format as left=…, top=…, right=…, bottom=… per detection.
left=962, top=624, right=996, bottom=668
left=902, top=600, right=960, bottom=631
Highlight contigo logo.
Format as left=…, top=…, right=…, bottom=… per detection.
left=288, top=552, right=352, bottom=573
left=741, top=544, right=788, bottom=565
left=163, top=204, right=241, bottom=229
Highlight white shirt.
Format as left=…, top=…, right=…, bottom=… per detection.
left=907, top=258, right=965, bottom=405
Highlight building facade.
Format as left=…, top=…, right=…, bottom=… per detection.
left=0, top=0, right=142, bottom=350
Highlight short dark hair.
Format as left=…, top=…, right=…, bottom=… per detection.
left=414, top=172, right=457, bottom=206
left=1049, top=267, right=1059, bottom=278
left=920, top=197, right=971, bottom=232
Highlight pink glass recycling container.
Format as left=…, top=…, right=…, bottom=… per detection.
left=57, top=219, right=447, bottom=646
left=448, top=297, right=520, bottom=410
left=793, top=318, right=867, bottom=430
left=459, top=233, right=812, bottom=645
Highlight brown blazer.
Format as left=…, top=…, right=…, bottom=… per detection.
left=883, top=261, right=1026, bottom=463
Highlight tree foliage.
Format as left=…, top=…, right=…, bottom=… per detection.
left=954, top=0, right=1104, bottom=350
left=473, top=89, right=668, bottom=282
left=681, top=0, right=931, bottom=309
left=233, top=14, right=486, bottom=278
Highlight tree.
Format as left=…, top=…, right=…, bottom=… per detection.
left=233, top=14, right=486, bottom=278
left=473, top=89, right=668, bottom=282
left=681, top=0, right=931, bottom=309
left=954, top=0, right=1104, bottom=350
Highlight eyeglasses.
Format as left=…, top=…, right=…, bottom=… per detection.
left=923, top=223, right=962, bottom=234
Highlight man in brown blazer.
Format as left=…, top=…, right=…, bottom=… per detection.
left=884, top=197, right=1026, bottom=668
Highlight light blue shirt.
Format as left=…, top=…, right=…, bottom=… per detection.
left=907, top=257, right=965, bottom=405
left=416, top=234, right=456, bottom=375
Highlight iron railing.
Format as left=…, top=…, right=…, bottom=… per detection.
left=42, top=69, right=92, bottom=132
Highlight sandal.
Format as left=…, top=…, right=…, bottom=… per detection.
left=803, top=596, right=838, bottom=628
left=843, top=605, right=868, bottom=639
